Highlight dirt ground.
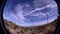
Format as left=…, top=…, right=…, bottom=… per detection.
left=3, top=19, right=58, bottom=34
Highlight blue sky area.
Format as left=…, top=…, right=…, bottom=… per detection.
left=3, top=0, right=59, bottom=27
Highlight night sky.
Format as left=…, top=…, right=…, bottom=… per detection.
left=3, top=0, right=59, bottom=27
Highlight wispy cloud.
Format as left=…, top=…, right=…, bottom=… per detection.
left=3, top=3, right=58, bottom=27
left=24, top=4, right=57, bottom=16
left=16, top=16, right=57, bottom=27
left=15, top=4, right=26, bottom=20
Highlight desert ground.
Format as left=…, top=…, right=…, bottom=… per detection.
left=4, top=19, right=58, bottom=34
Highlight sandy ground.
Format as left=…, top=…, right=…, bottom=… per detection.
left=3, top=19, right=58, bottom=34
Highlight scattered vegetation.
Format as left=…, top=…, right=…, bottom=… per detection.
left=3, top=19, right=58, bottom=34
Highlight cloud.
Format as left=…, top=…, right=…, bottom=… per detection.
left=15, top=16, right=57, bottom=27
left=24, top=4, right=57, bottom=16
left=3, top=3, right=58, bottom=27
left=3, top=10, right=18, bottom=21
left=15, top=4, right=26, bottom=20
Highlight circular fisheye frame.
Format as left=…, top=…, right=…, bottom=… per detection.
left=3, top=0, right=59, bottom=27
